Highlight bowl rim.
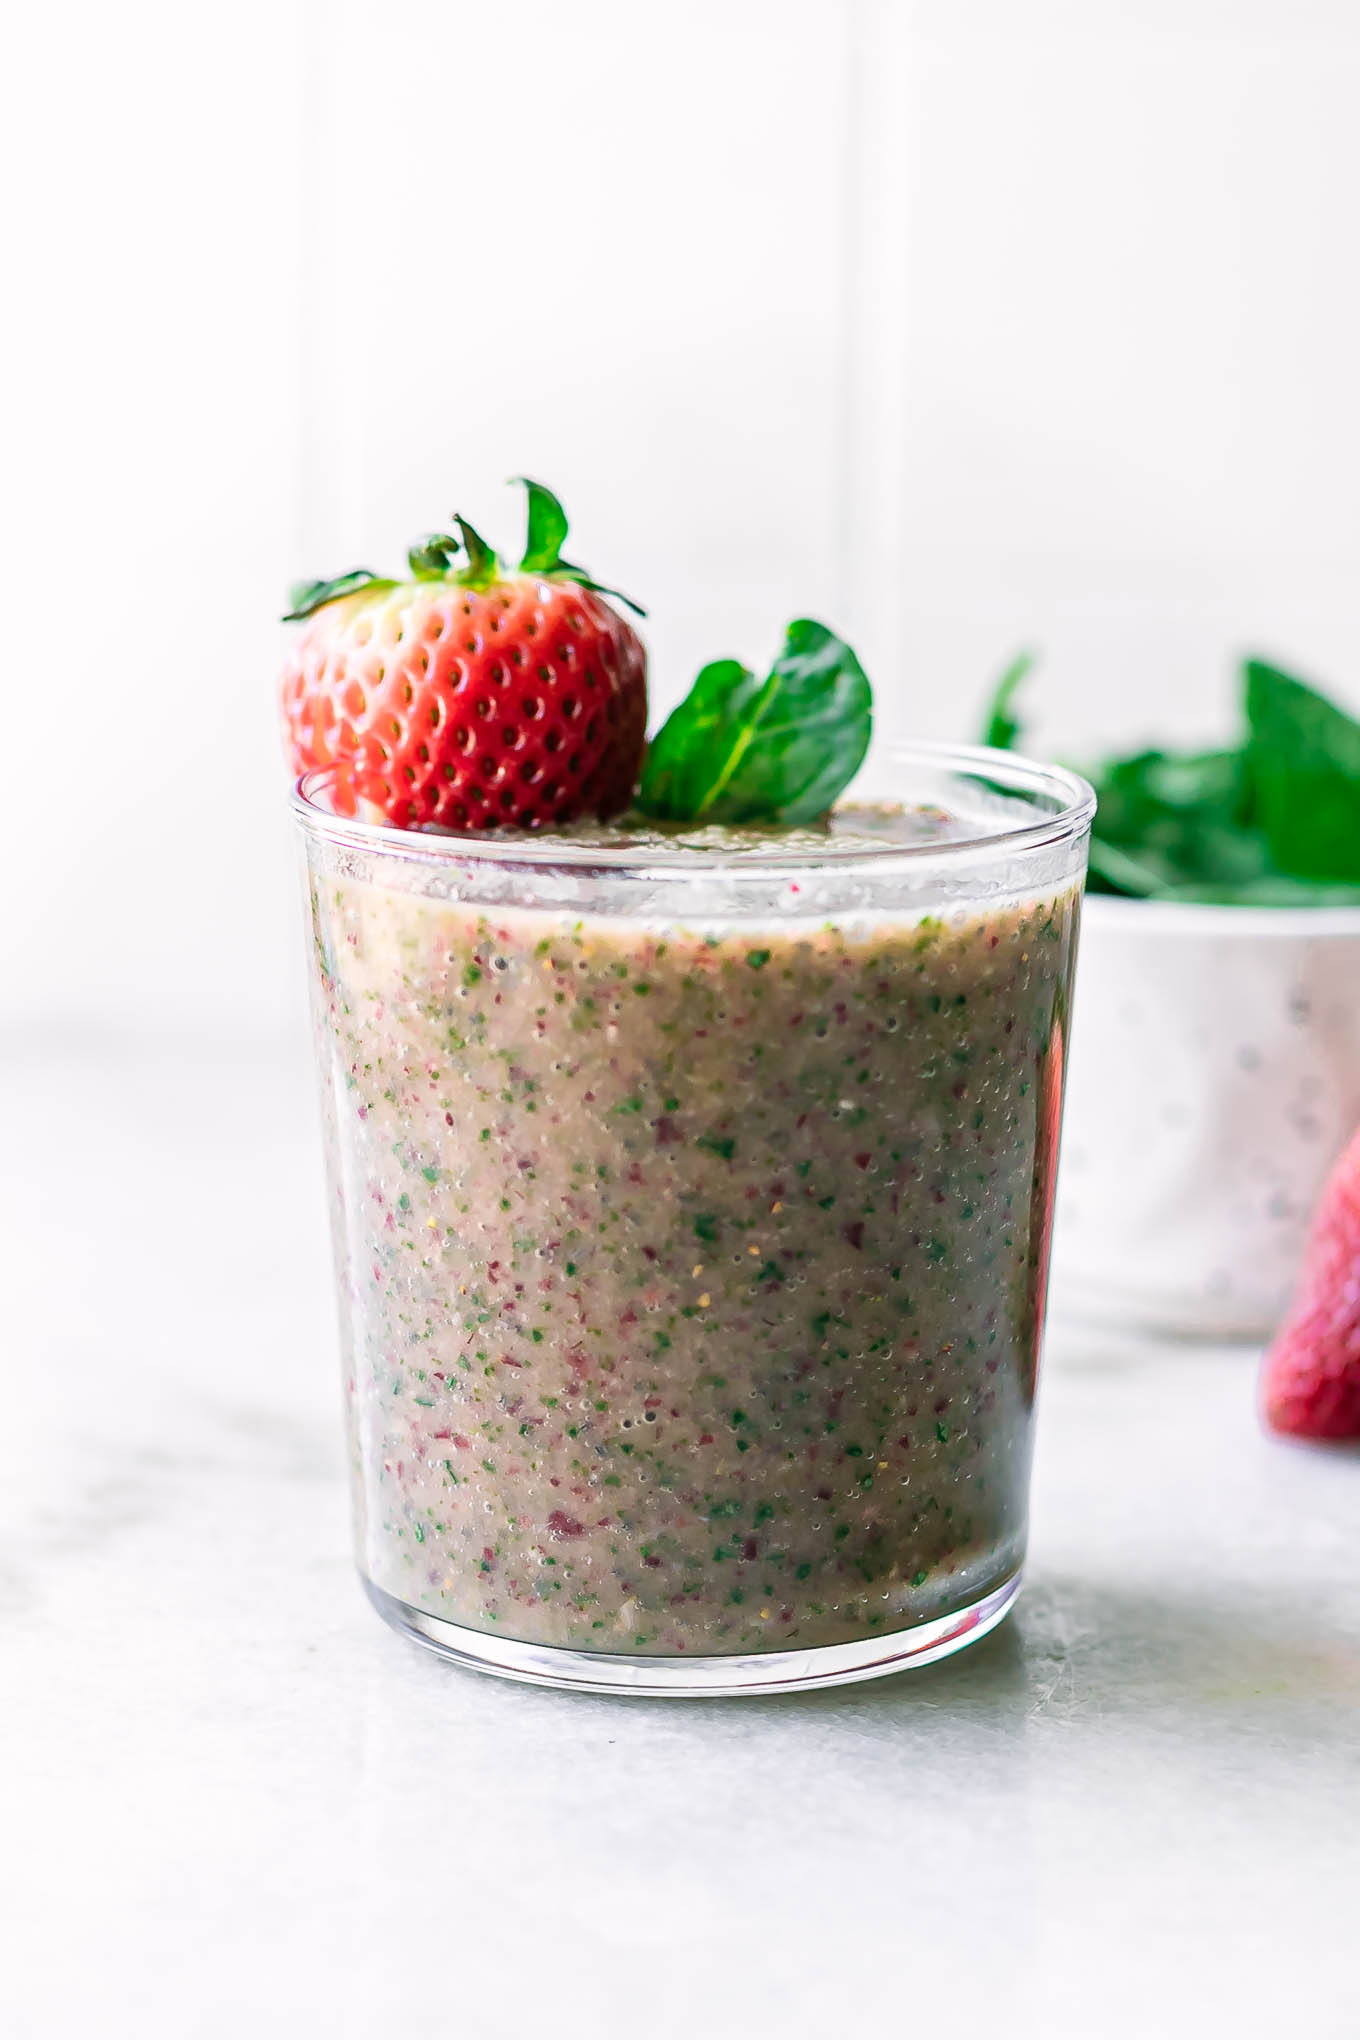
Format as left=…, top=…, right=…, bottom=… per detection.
left=1082, top=892, right=1360, bottom=937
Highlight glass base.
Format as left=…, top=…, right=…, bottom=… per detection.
left=361, top=1568, right=1022, bottom=1696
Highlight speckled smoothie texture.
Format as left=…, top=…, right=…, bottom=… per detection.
left=309, top=824, right=1079, bottom=1656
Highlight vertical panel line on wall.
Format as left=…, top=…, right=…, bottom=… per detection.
left=299, top=0, right=371, bottom=566
left=838, top=0, right=914, bottom=696
left=295, top=0, right=324, bottom=570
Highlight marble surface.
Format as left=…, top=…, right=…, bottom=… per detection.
left=3, top=1036, right=1358, bottom=2039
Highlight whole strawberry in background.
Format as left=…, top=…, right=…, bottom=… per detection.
left=1261, top=1124, right=1360, bottom=1440
left=280, top=481, right=647, bottom=830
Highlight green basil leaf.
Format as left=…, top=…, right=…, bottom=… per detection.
left=636, top=620, right=872, bottom=824
left=981, top=651, right=1036, bottom=751
left=1244, top=658, right=1360, bottom=881
left=282, top=570, right=391, bottom=622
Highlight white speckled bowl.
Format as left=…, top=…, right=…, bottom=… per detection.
left=1052, top=895, right=1360, bottom=1339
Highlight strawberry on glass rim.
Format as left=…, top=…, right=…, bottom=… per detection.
left=280, top=480, right=648, bottom=831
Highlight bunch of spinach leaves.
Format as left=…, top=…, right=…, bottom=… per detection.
left=982, top=653, right=1360, bottom=905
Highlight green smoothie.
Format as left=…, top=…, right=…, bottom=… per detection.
left=307, top=807, right=1079, bottom=1657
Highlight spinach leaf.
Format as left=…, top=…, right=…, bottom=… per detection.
left=1244, top=658, right=1360, bottom=882
left=981, top=651, right=1035, bottom=751
left=636, top=620, right=872, bottom=825
left=979, top=648, right=1360, bottom=905
left=1084, top=838, right=1173, bottom=897
left=1091, top=748, right=1272, bottom=892
left=1157, top=873, right=1360, bottom=906
left=635, top=659, right=757, bottom=820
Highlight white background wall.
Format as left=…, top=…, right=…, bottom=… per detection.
left=4, top=0, right=1358, bottom=1046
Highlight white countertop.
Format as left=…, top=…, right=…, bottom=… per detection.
left=4, top=1038, right=1358, bottom=2039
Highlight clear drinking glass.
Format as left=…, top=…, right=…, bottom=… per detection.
left=294, top=743, right=1094, bottom=1695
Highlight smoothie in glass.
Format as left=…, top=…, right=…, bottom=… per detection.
left=297, top=751, right=1091, bottom=1693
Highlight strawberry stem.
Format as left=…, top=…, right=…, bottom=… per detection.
left=515, top=478, right=646, bottom=613
left=408, top=533, right=461, bottom=578
left=453, top=514, right=498, bottom=585
left=516, top=478, right=570, bottom=573
left=282, top=485, right=645, bottom=622
left=552, top=566, right=647, bottom=618
left=282, top=569, right=392, bottom=622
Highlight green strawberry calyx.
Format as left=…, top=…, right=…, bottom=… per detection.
left=282, top=480, right=645, bottom=622
left=282, top=568, right=394, bottom=621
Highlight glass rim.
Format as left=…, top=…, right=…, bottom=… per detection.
left=291, top=740, right=1096, bottom=875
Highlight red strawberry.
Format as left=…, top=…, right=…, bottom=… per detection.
left=280, top=481, right=647, bottom=830
left=1261, top=1125, right=1360, bottom=1440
